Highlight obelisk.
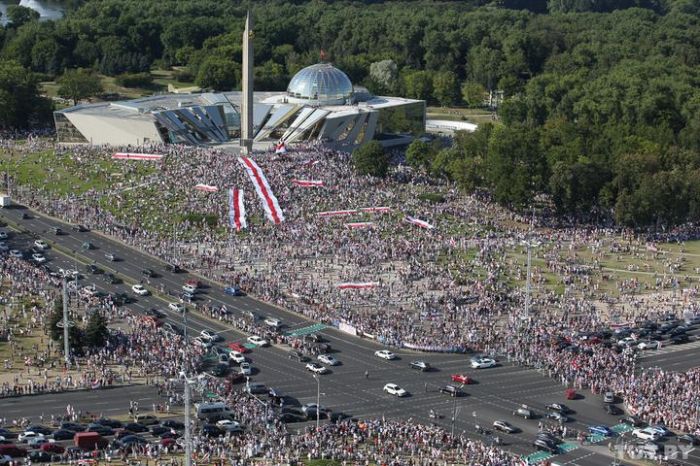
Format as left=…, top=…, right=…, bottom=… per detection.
left=240, top=11, right=254, bottom=154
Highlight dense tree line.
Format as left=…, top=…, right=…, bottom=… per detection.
left=1, top=0, right=700, bottom=227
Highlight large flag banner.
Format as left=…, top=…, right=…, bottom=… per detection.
left=112, top=153, right=164, bottom=160
left=238, top=157, right=284, bottom=224
left=359, top=207, right=391, bottom=213
left=336, top=282, right=380, bottom=290
left=195, top=184, right=219, bottom=192
left=228, top=188, right=247, bottom=231
left=317, top=207, right=391, bottom=218
left=404, top=215, right=435, bottom=229
left=291, top=179, right=325, bottom=188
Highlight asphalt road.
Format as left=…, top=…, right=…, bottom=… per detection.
left=1, top=206, right=698, bottom=466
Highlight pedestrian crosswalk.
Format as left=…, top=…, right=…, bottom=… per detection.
left=587, top=433, right=607, bottom=444
left=558, top=442, right=579, bottom=453
left=285, top=323, right=327, bottom=337
left=521, top=451, right=555, bottom=464
left=611, top=423, right=633, bottom=434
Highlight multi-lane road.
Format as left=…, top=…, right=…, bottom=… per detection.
left=1, top=205, right=698, bottom=466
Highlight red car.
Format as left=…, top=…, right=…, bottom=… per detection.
left=451, top=374, right=472, bottom=384
left=185, top=279, right=202, bottom=288
left=41, top=443, right=65, bottom=454
left=227, top=342, right=248, bottom=353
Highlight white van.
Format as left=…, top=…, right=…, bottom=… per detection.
left=195, top=402, right=232, bottom=421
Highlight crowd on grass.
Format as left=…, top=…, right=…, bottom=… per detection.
left=0, top=137, right=699, bottom=452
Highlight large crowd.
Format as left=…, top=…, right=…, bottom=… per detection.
left=1, top=136, right=700, bottom=457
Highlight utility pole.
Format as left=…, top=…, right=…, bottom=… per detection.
left=523, top=210, right=539, bottom=323
left=450, top=394, right=459, bottom=438
left=57, top=276, right=73, bottom=367
left=313, top=374, right=320, bottom=429
left=182, top=310, right=192, bottom=466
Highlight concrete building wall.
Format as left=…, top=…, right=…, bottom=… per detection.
left=64, top=113, right=162, bottom=145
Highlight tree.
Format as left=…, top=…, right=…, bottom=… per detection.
left=195, top=57, right=238, bottom=90
left=47, top=297, right=82, bottom=355
left=405, top=139, right=434, bottom=171
left=0, top=61, right=52, bottom=128
left=352, top=141, right=390, bottom=178
left=402, top=70, right=433, bottom=101
left=84, top=311, right=109, bottom=348
left=57, top=68, right=104, bottom=105
left=6, top=5, right=39, bottom=28
left=461, top=81, right=487, bottom=107
left=369, top=59, right=398, bottom=94
left=432, top=71, right=458, bottom=107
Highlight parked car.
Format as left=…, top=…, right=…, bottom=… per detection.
left=383, top=383, right=408, bottom=397
left=513, top=406, right=535, bottom=419
left=409, top=361, right=431, bottom=371
left=224, top=286, right=243, bottom=296
left=246, top=336, right=268, bottom=346
left=633, top=428, right=662, bottom=441
left=305, top=362, right=328, bottom=374
left=438, top=385, right=463, bottom=397
left=492, top=420, right=518, bottom=434
left=470, top=357, right=497, bottom=369
left=588, top=425, right=614, bottom=437
left=374, top=350, right=396, bottom=360
left=605, top=404, right=623, bottom=415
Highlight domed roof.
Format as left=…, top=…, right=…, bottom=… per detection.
left=287, top=63, right=353, bottom=106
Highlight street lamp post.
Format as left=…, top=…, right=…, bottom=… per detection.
left=313, top=374, right=320, bottom=429
left=55, top=276, right=75, bottom=367
left=182, top=308, right=192, bottom=466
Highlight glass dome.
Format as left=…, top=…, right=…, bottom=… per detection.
left=287, top=63, right=353, bottom=106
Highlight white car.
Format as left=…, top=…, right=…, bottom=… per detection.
left=305, top=362, right=329, bottom=374
left=18, top=431, right=44, bottom=443
left=201, top=330, right=221, bottom=342
left=0, top=231, right=8, bottom=240
left=169, top=302, right=185, bottom=313
left=9, top=249, right=22, bottom=258
left=182, top=284, right=197, bottom=294
left=229, top=351, right=246, bottom=364
left=637, top=340, right=660, bottom=350
left=31, top=253, right=46, bottom=263
left=34, top=239, right=49, bottom=250
left=247, top=335, right=269, bottom=346
left=647, top=425, right=673, bottom=437
left=27, top=437, right=50, bottom=447
left=264, top=317, right=282, bottom=328
left=131, top=284, right=149, bottom=296
left=216, top=419, right=242, bottom=432
left=470, top=357, right=497, bottom=369
left=193, top=336, right=212, bottom=349
left=633, top=427, right=661, bottom=441
left=375, top=350, right=396, bottom=360
left=317, top=354, right=339, bottom=366
left=383, top=383, right=408, bottom=397
left=239, top=362, right=252, bottom=375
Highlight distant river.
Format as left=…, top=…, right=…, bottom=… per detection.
left=0, top=0, right=65, bottom=24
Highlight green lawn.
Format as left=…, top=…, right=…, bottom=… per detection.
left=426, top=106, right=496, bottom=125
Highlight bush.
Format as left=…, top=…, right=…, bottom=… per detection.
left=175, top=69, right=195, bottom=83
left=418, top=192, right=445, bottom=203
left=115, top=72, right=153, bottom=88
left=351, top=141, right=389, bottom=178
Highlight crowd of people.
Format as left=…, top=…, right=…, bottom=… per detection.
left=1, top=136, right=700, bottom=458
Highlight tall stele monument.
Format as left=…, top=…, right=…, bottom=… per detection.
left=240, top=11, right=254, bottom=154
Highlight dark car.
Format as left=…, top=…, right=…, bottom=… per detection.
left=85, top=264, right=103, bottom=275
left=679, top=434, right=700, bottom=445
left=59, top=422, right=85, bottom=433
left=164, top=264, right=183, bottom=273
left=605, top=404, right=623, bottom=415
left=546, top=403, right=571, bottom=414
left=0, top=444, right=27, bottom=458
left=146, top=308, right=166, bottom=319
left=409, top=361, right=431, bottom=371
left=141, top=268, right=155, bottom=277
left=111, top=292, right=132, bottom=306
left=224, top=286, right=243, bottom=296
left=303, top=333, right=325, bottom=344
left=672, top=334, right=690, bottom=344
left=329, top=411, right=352, bottom=422
left=51, top=430, right=76, bottom=441
left=210, top=363, right=229, bottom=377
left=0, top=429, right=13, bottom=439
left=620, top=415, right=645, bottom=427
left=102, top=273, right=120, bottom=284
left=439, top=385, right=464, bottom=397
left=95, top=418, right=123, bottom=428
left=161, top=420, right=184, bottom=430
left=123, top=423, right=148, bottom=433
left=533, top=439, right=558, bottom=453
left=278, top=412, right=307, bottom=423
left=119, top=435, right=148, bottom=446
left=50, top=227, right=63, bottom=235
left=86, top=425, right=113, bottom=436
left=115, top=430, right=135, bottom=440
left=201, top=425, right=224, bottom=438
left=536, top=432, right=562, bottom=445
left=27, top=451, right=54, bottom=463
left=163, top=322, right=183, bottom=336
left=288, top=350, right=309, bottom=362
left=72, top=224, right=89, bottom=232
left=149, top=426, right=170, bottom=436
left=26, top=426, right=52, bottom=436
left=21, top=212, right=30, bottom=219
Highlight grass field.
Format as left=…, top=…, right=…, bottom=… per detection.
left=426, top=106, right=496, bottom=126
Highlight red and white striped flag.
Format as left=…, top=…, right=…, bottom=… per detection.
left=238, top=157, right=284, bottom=224
left=301, top=159, right=320, bottom=167
left=336, top=282, right=379, bottom=290
left=275, top=141, right=287, bottom=154
left=359, top=207, right=391, bottom=213
left=317, top=209, right=358, bottom=217
left=404, top=215, right=434, bottom=229
left=112, top=152, right=163, bottom=160
left=228, top=188, right=247, bottom=231
left=646, top=242, right=658, bottom=252
left=195, top=184, right=219, bottom=192
left=345, top=222, right=374, bottom=229
left=292, top=179, right=325, bottom=188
